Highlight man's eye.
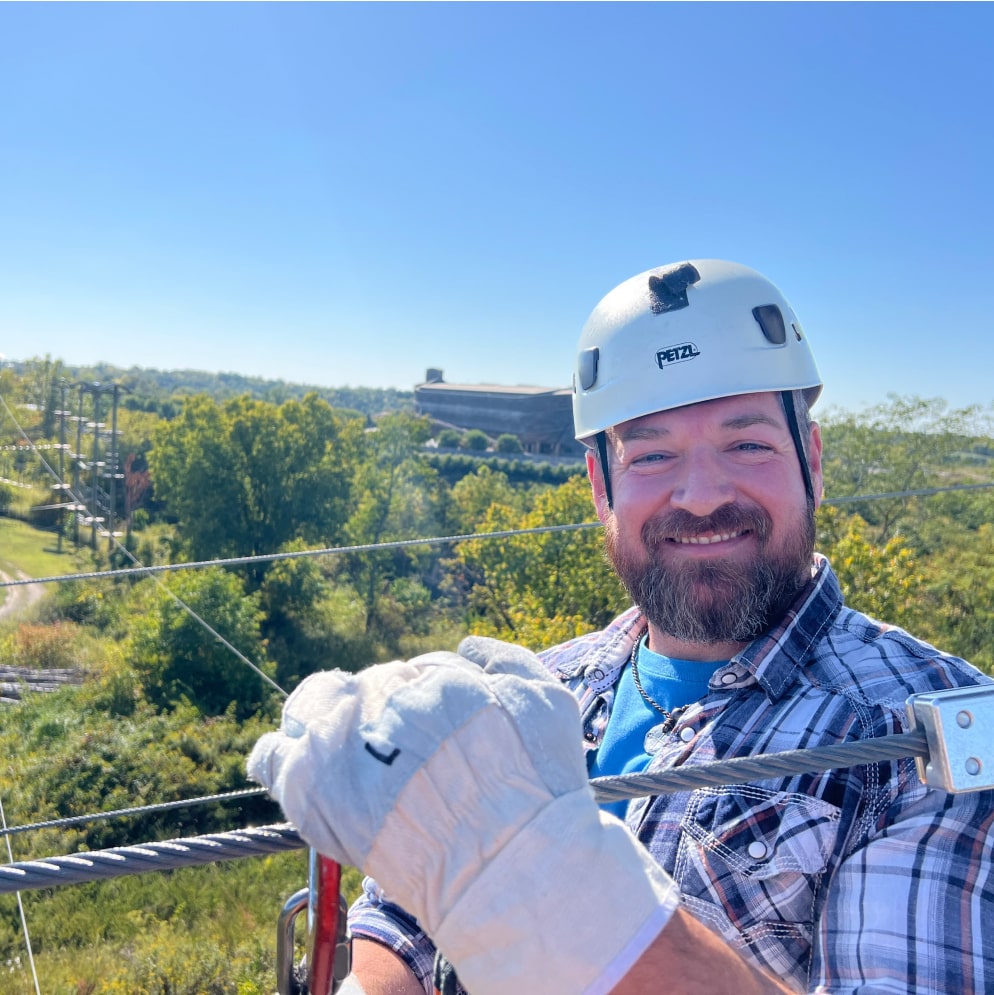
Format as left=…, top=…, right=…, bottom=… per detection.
left=633, top=452, right=670, bottom=466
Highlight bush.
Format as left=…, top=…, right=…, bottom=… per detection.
left=461, top=429, right=490, bottom=452
left=423, top=452, right=585, bottom=487
left=0, top=687, right=281, bottom=853
left=129, top=568, right=276, bottom=719
left=436, top=428, right=462, bottom=449
left=495, top=433, right=523, bottom=454
left=4, top=621, right=80, bottom=670
left=41, top=579, right=124, bottom=631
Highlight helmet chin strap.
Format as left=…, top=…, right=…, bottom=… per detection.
left=595, top=431, right=614, bottom=510
left=596, top=394, right=814, bottom=514
left=780, top=390, right=816, bottom=504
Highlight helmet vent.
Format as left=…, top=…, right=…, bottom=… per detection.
left=752, top=304, right=787, bottom=345
left=648, top=263, right=701, bottom=314
left=578, top=347, right=599, bottom=390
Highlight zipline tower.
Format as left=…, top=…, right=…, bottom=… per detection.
left=55, top=380, right=129, bottom=551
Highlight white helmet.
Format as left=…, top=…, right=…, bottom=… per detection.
left=572, top=259, right=822, bottom=441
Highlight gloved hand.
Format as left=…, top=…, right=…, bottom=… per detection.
left=248, top=636, right=679, bottom=995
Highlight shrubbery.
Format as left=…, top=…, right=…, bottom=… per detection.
left=424, top=450, right=584, bottom=486
left=435, top=427, right=462, bottom=448
left=495, top=433, right=523, bottom=454
left=460, top=428, right=490, bottom=451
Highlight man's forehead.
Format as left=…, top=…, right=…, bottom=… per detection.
left=611, top=392, right=787, bottom=440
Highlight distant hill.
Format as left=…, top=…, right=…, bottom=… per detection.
left=26, top=360, right=415, bottom=420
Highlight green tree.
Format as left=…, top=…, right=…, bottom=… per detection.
left=448, top=464, right=526, bottom=533
left=343, top=413, right=447, bottom=649
left=258, top=540, right=339, bottom=687
left=19, top=354, right=65, bottom=438
left=916, top=522, right=994, bottom=674
left=816, top=506, right=924, bottom=626
left=458, top=474, right=623, bottom=649
left=820, top=395, right=990, bottom=543
left=148, top=393, right=360, bottom=579
left=129, top=567, right=275, bottom=718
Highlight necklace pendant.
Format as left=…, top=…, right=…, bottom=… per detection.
left=644, top=723, right=669, bottom=755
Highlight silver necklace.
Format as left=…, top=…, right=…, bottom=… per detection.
left=630, top=634, right=670, bottom=719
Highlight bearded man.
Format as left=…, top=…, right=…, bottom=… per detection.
left=252, top=261, right=994, bottom=995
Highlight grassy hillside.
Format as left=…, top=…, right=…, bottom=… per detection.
left=0, top=518, right=86, bottom=612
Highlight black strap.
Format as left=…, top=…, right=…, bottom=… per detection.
left=595, top=430, right=613, bottom=510
left=780, top=390, right=815, bottom=503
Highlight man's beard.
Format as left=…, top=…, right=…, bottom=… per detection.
left=605, top=502, right=816, bottom=645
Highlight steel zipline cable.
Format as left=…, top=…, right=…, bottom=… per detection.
left=0, top=728, right=932, bottom=894
left=0, top=730, right=932, bottom=842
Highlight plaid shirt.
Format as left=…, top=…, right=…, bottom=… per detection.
left=349, top=556, right=994, bottom=993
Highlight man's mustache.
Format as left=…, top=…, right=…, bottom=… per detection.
left=641, top=505, right=773, bottom=546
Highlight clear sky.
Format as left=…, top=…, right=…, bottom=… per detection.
left=2, top=2, right=992, bottom=416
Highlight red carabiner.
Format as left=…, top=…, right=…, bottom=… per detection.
left=307, top=852, right=351, bottom=995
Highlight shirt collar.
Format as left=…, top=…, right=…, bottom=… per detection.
left=736, top=554, right=844, bottom=701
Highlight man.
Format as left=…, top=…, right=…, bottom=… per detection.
left=251, top=260, right=994, bottom=994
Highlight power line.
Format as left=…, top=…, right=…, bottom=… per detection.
left=2, top=480, right=994, bottom=592
left=825, top=482, right=994, bottom=504
left=0, top=788, right=270, bottom=839
left=0, top=522, right=599, bottom=588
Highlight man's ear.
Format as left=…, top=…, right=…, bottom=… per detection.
left=808, top=422, right=824, bottom=509
left=586, top=450, right=611, bottom=524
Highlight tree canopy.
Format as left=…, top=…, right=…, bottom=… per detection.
left=148, top=393, right=362, bottom=575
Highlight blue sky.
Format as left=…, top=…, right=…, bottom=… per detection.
left=2, top=2, right=992, bottom=416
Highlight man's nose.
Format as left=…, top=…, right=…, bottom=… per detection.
left=669, top=448, right=736, bottom=518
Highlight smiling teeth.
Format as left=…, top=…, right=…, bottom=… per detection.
left=675, top=532, right=741, bottom=544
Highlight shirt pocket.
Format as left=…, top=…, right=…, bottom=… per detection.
left=674, top=785, right=841, bottom=976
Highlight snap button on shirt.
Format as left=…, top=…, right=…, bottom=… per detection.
left=679, top=726, right=696, bottom=743
left=748, top=840, right=770, bottom=860
left=720, top=671, right=738, bottom=686
left=644, top=724, right=668, bottom=755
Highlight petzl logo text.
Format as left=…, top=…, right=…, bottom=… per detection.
left=655, top=342, right=701, bottom=369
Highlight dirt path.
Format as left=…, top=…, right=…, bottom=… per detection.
left=0, top=569, right=44, bottom=621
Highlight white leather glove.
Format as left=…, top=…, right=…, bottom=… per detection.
left=248, top=636, right=679, bottom=995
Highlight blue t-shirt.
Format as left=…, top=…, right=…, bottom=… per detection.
left=588, top=635, right=726, bottom=819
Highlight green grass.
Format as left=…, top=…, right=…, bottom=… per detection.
left=0, top=518, right=93, bottom=611
left=0, top=836, right=364, bottom=995
left=0, top=852, right=368, bottom=995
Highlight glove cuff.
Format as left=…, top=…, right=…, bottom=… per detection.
left=433, top=790, right=679, bottom=995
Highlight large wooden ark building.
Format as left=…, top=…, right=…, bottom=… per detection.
left=414, top=369, right=583, bottom=456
